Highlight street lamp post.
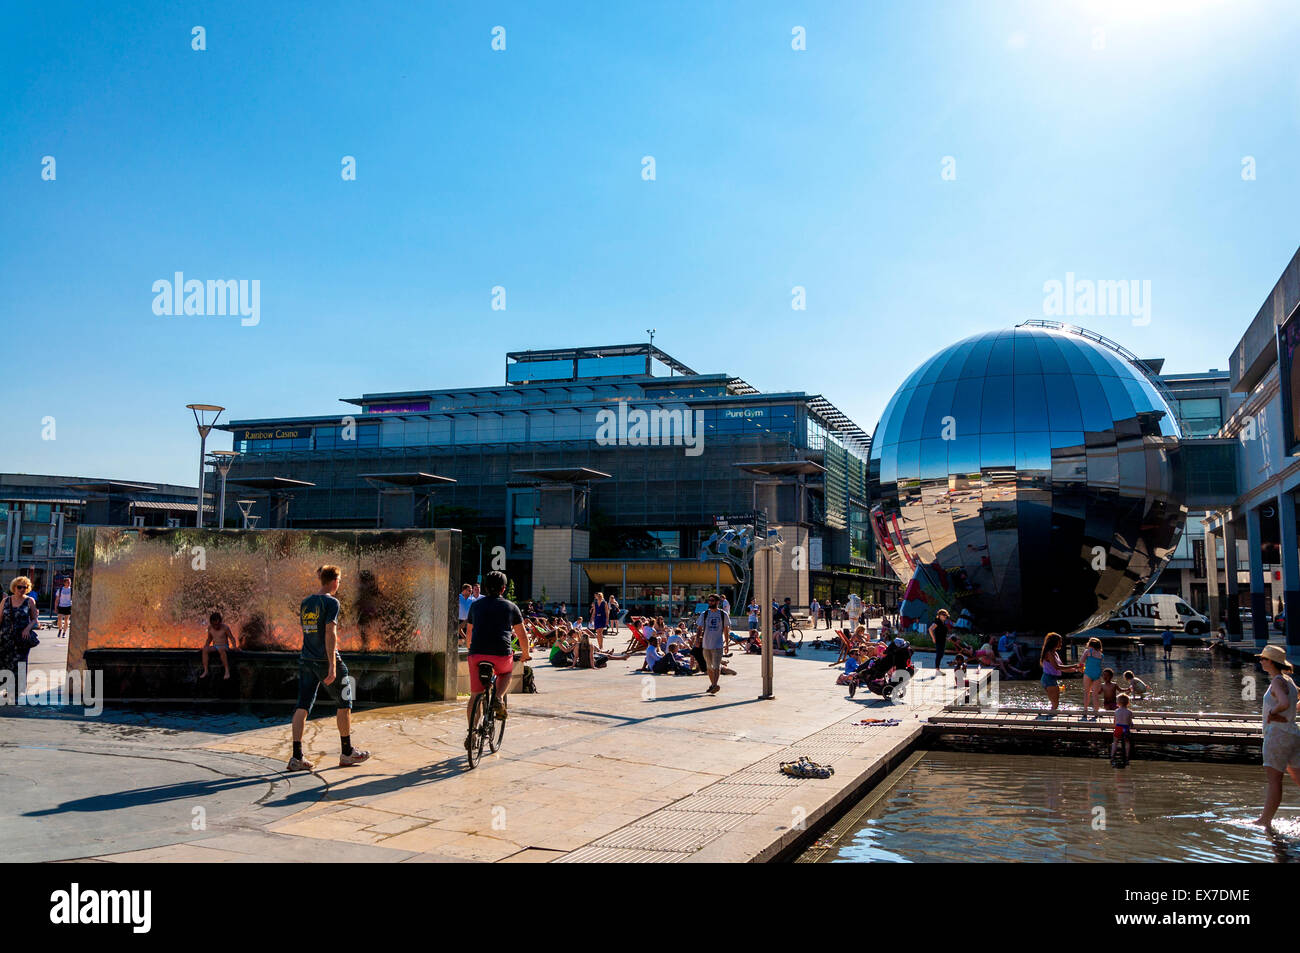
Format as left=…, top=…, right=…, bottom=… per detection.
left=476, top=534, right=487, bottom=584
left=209, top=450, right=239, bottom=529
left=235, top=499, right=257, bottom=530
left=186, top=404, right=225, bottom=528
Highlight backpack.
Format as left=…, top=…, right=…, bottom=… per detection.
left=521, top=665, right=537, bottom=693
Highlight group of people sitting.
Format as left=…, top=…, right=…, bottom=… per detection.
left=836, top=635, right=915, bottom=698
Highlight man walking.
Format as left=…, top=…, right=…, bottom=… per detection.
left=810, top=597, right=821, bottom=629
left=288, top=565, right=370, bottom=771
left=696, top=593, right=730, bottom=695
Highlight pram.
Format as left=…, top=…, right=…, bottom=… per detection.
left=851, top=641, right=915, bottom=699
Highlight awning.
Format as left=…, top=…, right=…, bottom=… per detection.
left=575, top=559, right=740, bottom=586
left=129, top=500, right=213, bottom=512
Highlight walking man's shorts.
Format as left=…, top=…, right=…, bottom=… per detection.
left=296, top=657, right=352, bottom=713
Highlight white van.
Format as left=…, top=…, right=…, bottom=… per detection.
left=1103, top=594, right=1211, bottom=635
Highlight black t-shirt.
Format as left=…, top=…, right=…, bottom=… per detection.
left=932, top=619, right=949, bottom=642
left=468, top=595, right=523, bottom=657
left=300, top=593, right=341, bottom=661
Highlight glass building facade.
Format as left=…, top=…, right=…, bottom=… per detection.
left=220, top=344, right=895, bottom=606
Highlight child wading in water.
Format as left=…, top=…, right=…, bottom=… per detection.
left=1096, top=668, right=1120, bottom=711
left=1121, top=670, right=1148, bottom=699
left=1080, top=637, right=1105, bottom=718
left=1111, top=694, right=1134, bottom=766
left=201, top=611, right=235, bottom=680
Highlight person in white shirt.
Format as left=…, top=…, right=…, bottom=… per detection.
left=55, top=578, right=73, bottom=638
left=810, top=598, right=821, bottom=629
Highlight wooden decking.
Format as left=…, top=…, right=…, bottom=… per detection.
left=925, top=705, right=1262, bottom=747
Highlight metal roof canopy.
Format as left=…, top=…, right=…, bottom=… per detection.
left=512, top=467, right=612, bottom=484
left=226, top=477, right=317, bottom=490
left=63, top=480, right=158, bottom=493
left=733, top=460, right=827, bottom=477
left=358, top=472, right=456, bottom=488
left=805, top=397, right=873, bottom=454
left=130, top=500, right=213, bottom=512
left=506, top=343, right=698, bottom=377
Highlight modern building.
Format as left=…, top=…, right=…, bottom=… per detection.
left=217, top=343, right=898, bottom=616
left=1143, top=365, right=1241, bottom=614
left=0, top=473, right=206, bottom=609
left=1204, top=245, right=1300, bottom=656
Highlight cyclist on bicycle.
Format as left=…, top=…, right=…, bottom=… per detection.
left=775, top=597, right=796, bottom=650
left=464, top=570, right=530, bottom=751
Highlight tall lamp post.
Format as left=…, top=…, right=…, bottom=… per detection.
left=236, top=499, right=257, bottom=530
left=186, top=404, right=225, bottom=528
left=476, top=534, right=487, bottom=584
left=209, top=450, right=239, bottom=529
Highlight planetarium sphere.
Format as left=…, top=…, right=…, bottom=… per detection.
left=867, top=323, right=1186, bottom=637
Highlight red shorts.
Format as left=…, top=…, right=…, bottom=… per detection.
left=468, top=653, right=514, bottom=694
left=1113, top=724, right=1130, bottom=738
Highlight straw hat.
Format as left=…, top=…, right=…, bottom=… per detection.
left=1256, top=644, right=1290, bottom=666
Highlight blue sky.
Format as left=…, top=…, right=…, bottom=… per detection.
left=2, top=0, right=1298, bottom=486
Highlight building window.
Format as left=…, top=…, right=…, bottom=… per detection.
left=1177, top=398, right=1223, bottom=438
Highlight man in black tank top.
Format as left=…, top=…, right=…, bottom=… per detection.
left=930, top=608, right=952, bottom=670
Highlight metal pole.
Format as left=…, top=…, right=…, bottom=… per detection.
left=761, top=546, right=773, bottom=699
left=196, top=431, right=207, bottom=528
left=217, top=470, right=227, bottom=529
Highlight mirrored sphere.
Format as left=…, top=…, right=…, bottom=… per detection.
left=868, top=324, right=1186, bottom=636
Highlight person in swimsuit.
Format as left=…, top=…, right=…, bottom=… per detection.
left=1039, top=632, right=1079, bottom=712
left=1253, top=644, right=1300, bottom=830
left=1080, top=637, right=1105, bottom=718
left=1097, top=668, right=1120, bottom=711
left=1111, top=694, right=1134, bottom=764
left=1121, top=670, right=1148, bottom=698
left=200, top=611, right=237, bottom=680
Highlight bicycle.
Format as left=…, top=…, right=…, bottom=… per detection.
left=466, top=660, right=508, bottom=769
left=775, top=616, right=803, bottom=649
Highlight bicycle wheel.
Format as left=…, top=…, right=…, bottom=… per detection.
left=789, top=625, right=804, bottom=647
left=467, top=694, right=489, bottom=768
left=489, top=692, right=506, bottom=753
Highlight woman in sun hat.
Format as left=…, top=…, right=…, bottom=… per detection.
left=1254, top=644, right=1300, bottom=830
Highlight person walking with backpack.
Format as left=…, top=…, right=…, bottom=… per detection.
left=696, top=593, right=730, bottom=695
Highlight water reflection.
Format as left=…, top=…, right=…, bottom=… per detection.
left=819, top=752, right=1300, bottom=863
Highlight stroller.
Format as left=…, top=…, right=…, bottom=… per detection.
left=853, top=640, right=915, bottom=700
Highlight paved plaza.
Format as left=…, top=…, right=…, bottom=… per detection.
left=0, top=628, right=970, bottom=862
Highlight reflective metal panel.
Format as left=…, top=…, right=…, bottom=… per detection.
left=869, top=325, right=1185, bottom=636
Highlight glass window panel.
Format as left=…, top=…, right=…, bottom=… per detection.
left=980, top=376, right=1015, bottom=434
left=1032, top=333, right=1073, bottom=376
left=984, top=332, right=1017, bottom=375
left=1013, top=373, right=1049, bottom=432
left=1012, top=332, right=1044, bottom=376
left=1015, top=430, right=1052, bottom=472
left=920, top=438, right=949, bottom=481
left=980, top=431, right=1016, bottom=469
left=1043, top=374, right=1085, bottom=432
left=957, top=333, right=996, bottom=380
left=1071, top=372, right=1114, bottom=432
left=922, top=379, right=958, bottom=441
